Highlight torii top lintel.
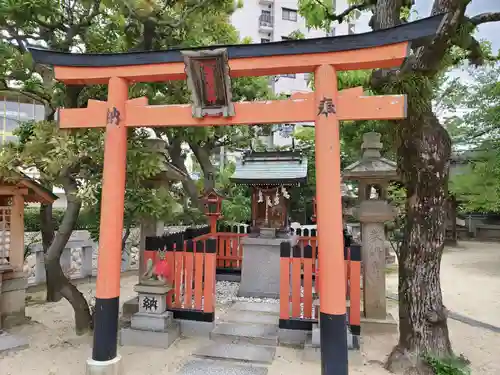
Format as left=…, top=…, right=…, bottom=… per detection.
left=29, top=14, right=445, bottom=85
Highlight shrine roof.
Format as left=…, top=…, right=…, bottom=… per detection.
left=28, top=15, right=444, bottom=68
left=0, top=171, right=58, bottom=204
left=230, top=150, right=307, bottom=185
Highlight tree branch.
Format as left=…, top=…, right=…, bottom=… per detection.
left=320, top=0, right=374, bottom=24
left=469, top=12, right=500, bottom=26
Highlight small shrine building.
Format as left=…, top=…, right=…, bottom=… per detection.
left=230, top=150, right=307, bottom=233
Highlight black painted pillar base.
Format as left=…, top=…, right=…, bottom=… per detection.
left=92, top=297, right=120, bottom=361
left=320, top=312, right=349, bottom=375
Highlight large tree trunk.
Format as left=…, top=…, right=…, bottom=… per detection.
left=44, top=173, right=92, bottom=334
left=386, top=103, right=453, bottom=373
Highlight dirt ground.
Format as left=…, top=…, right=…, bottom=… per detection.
left=1, top=241, right=499, bottom=375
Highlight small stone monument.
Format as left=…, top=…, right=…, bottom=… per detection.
left=343, top=132, right=398, bottom=333
left=120, top=250, right=180, bottom=348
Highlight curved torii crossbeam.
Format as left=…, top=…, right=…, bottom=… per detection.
left=29, top=13, right=445, bottom=375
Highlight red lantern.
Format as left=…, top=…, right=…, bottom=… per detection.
left=311, top=197, right=317, bottom=223
left=200, top=188, right=227, bottom=233
left=201, top=191, right=224, bottom=218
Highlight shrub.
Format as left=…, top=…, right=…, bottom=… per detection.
left=425, top=354, right=471, bottom=375
left=24, top=207, right=96, bottom=232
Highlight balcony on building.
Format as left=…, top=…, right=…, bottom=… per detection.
left=259, top=0, right=274, bottom=4
left=259, top=11, right=274, bottom=32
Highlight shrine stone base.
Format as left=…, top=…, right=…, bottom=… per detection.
left=86, top=355, right=122, bottom=375
left=0, top=269, right=28, bottom=328
left=120, top=284, right=180, bottom=349
left=361, top=313, right=398, bottom=335
left=239, top=236, right=295, bottom=299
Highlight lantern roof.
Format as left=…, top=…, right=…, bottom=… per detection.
left=199, top=188, right=227, bottom=200
left=230, top=150, right=307, bottom=186
left=342, top=132, right=398, bottom=181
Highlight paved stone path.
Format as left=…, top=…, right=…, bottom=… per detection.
left=177, top=302, right=281, bottom=375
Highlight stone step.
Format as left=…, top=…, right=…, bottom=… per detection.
left=177, top=359, right=268, bottom=375
left=120, top=321, right=180, bottom=348
left=210, top=322, right=278, bottom=346
left=230, top=302, right=280, bottom=315
left=220, top=310, right=279, bottom=326
left=194, top=342, right=276, bottom=365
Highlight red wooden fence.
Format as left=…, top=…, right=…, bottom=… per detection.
left=216, top=232, right=245, bottom=269
left=279, top=240, right=361, bottom=335
left=144, top=238, right=217, bottom=321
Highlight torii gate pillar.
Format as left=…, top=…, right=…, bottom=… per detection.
left=314, top=64, right=348, bottom=374
left=88, top=77, right=128, bottom=374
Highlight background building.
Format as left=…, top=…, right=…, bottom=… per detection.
left=0, top=94, right=67, bottom=207
left=0, top=94, right=44, bottom=144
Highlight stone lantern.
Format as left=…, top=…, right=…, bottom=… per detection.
left=343, top=132, right=398, bottom=329
left=123, top=138, right=187, bottom=319
left=138, top=138, right=187, bottom=274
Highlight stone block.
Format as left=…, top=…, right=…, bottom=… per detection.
left=0, top=331, right=29, bottom=354
left=239, top=237, right=292, bottom=299
left=0, top=276, right=27, bottom=328
left=308, top=323, right=359, bottom=350
left=177, top=319, right=215, bottom=337
left=277, top=329, right=308, bottom=346
left=210, top=322, right=278, bottom=346
left=137, top=292, right=167, bottom=314
left=231, top=302, right=280, bottom=315
left=131, top=311, right=173, bottom=332
left=311, top=324, right=320, bottom=346
left=177, top=359, right=268, bottom=375
left=134, top=284, right=171, bottom=294
left=120, top=321, right=180, bottom=348
left=34, top=250, right=46, bottom=283
left=81, top=246, right=94, bottom=278
left=220, top=311, right=278, bottom=326
left=86, top=355, right=122, bottom=375
left=122, top=297, right=139, bottom=319
left=361, top=313, right=398, bottom=335
left=302, top=342, right=363, bottom=364
left=194, top=342, right=276, bottom=364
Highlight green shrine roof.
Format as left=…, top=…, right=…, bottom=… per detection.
left=230, top=150, right=308, bottom=185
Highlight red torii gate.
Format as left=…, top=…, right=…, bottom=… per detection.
left=29, top=13, right=444, bottom=375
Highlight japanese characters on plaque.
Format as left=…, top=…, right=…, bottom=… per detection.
left=106, top=107, right=121, bottom=126
left=199, top=59, right=218, bottom=105
left=317, top=97, right=336, bottom=117
left=141, top=295, right=159, bottom=312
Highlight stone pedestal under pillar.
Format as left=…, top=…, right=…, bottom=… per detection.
left=239, top=236, right=294, bottom=299
left=120, top=284, right=179, bottom=348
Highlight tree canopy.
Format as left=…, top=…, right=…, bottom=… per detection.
left=445, top=63, right=500, bottom=213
